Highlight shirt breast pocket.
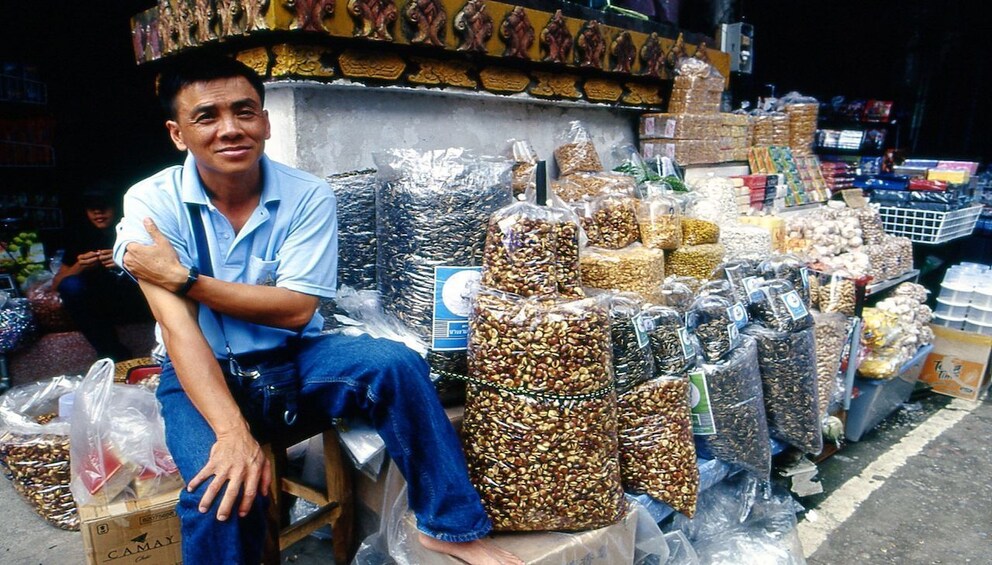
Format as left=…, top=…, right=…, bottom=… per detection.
left=247, top=256, right=279, bottom=286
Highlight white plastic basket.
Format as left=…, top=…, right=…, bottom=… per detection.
left=877, top=205, right=982, bottom=244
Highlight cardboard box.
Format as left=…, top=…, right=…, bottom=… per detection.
left=396, top=506, right=638, bottom=565
left=79, top=488, right=182, bottom=565
left=919, top=326, right=992, bottom=401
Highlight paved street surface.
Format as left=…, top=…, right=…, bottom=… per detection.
left=2, top=390, right=989, bottom=564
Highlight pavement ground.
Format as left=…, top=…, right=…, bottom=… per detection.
left=2, top=390, right=989, bottom=564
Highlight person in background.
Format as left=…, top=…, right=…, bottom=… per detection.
left=52, top=185, right=149, bottom=360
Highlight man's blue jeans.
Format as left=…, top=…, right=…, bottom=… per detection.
left=156, top=332, right=492, bottom=564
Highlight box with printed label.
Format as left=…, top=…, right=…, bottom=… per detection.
left=79, top=488, right=182, bottom=565
left=918, top=325, right=992, bottom=401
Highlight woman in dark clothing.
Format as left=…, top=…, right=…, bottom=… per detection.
left=52, top=187, right=150, bottom=360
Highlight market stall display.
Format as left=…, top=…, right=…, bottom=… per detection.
left=580, top=244, right=665, bottom=302
left=666, top=244, right=725, bottom=280
left=813, top=311, right=849, bottom=417
left=509, top=139, right=539, bottom=197
left=635, top=195, right=683, bottom=250
left=607, top=294, right=655, bottom=394
left=554, top=121, right=603, bottom=177
left=686, top=295, right=741, bottom=363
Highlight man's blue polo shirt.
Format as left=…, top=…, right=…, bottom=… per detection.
left=113, top=153, right=337, bottom=357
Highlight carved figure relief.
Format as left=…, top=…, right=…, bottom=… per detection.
left=539, top=10, right=571, bottom=64
left=610, top=31, right=635, bottom=73
left=216, top=0, right=241, bottom=36
left=244, top=0, right=270, bottom=31
left=158, top=2, right=179, bottom=54
left=403, top=0, right=446, bottom=46
left=348, top=0, right=399, bottom=41
left=175, top=0, right=195, bottom=47
left=639, top=32, right=664, bottom=77
left=693, top=41, right=711, bottom=64
left=499, top=7, right=534, bottom=59
left=284, top=0, right=335, bottom=32
left=453, top=0, right=492, bottom=53
left=193, top=0, right=217, bottom=44
left=665, top=33, right=687, bottom=74
left=575, top=20, right=606, bottom=69
left=132, top=22, right=148, bottom=62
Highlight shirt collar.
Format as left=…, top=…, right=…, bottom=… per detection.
left=180, top=152, right=282, bottom=208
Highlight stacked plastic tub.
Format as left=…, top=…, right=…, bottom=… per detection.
left=933, top=263, right=992, bottom=335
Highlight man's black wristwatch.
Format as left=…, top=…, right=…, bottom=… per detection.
left=177, top=265, right=199, bottom=297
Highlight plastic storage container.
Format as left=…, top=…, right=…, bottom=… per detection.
left=937, top=281, right=974, bottom=304
left=971, top=288, right=992, bottom=310
left=968, top=305, right=992, bottom=324
left=846, top=344, right=933, bottom=442
left=932, top=314, right=966, bottom=330
left=935, top=298, right=970, bottom=319
left=964, top=319, right=992, bottom=336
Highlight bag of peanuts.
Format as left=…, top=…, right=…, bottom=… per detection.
left=580, top=244, right=665, bottom=302
left=606, top=293, right=655, bottom=394
left=465, top=290, right=626, bottom=531
left=0, top=375, right=82, bottom=530
left=553, top=120, right=603, bottom=177
left=553, top=171, right=638, bottom=203
left=69, top=359, right=182, bottom=507
left=692, top=336, right=772, bottom=479
left=582, top=194, right=641, bottom=249
left=812, top=310, right=849, bottom=417
left=743, top=325, right=823, bottom=455
left=481, top=197, right=583, bottom=299
left=507, top=138, right=539, bottom=197
left=618, top=375, right=700, bottom=517
left=818, top=271, right=858, bottom=317
left=635, top=195, right=683, bottom=251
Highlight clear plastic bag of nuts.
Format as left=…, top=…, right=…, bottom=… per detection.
left=812, top=310, right=849, bottom=418
left=618, top=375, right=700, bottom=517
left=581, top=244, right=665, bottom=303
left=0, top=375, right=82, bottom=530
left=553, top=120, right=604, bottom=177
left=481, top=190, right=584, bottom=298
left=636, top=195, right=683, bottom=250
left=686, top=295, right=742, bottom=363
left=711, top=259, right=760, bottom=306
left=680, top=214, right=722, bottom=244
left=508, top=138, right=539, bottom=197
left=818, top=272, right=858, bottom=317
left=759, top=254, right=812, bottom=308
left=692, top=336, right=772, bottom=479
left=583, top=194, right=641, bottom=249
left=641, top=305, right=695, bottom=376
left=748, top=278, right=814, bottom=333
left=657, top=278, right=697, bottom=312
left=553, top=171, right=637, bottom=203
left=743, top=325, right=822, bottom=455
left=665, top=243, right=726, bottom=282
left=464, top=289, right=626, bottom=531
left=605, top=293, right=655, bottom=394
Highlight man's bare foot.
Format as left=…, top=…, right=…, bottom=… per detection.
left=419, top=533, right=525, bottom=565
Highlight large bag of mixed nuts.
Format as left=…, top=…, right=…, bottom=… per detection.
left=464, top=289, right=625, bottom=531
left=0, top=375, right=81, bottom=530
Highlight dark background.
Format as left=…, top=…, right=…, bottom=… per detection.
left=1, top=0, right=990, bottom=213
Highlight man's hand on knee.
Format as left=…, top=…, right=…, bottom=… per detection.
left=187, top=424, right=272, bottom=521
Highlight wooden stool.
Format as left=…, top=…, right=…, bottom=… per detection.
left=261, top=426, right=353, bottom=564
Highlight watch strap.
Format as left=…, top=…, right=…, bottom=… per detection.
left=177, top=265, right=199, bottom=297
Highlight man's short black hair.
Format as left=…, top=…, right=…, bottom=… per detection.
left=156, top=54, right=266, bottom=119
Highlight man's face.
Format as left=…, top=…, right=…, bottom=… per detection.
left=165, top=76, right=270, bottom=182
left=86, top=206, right=114, bottom=229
